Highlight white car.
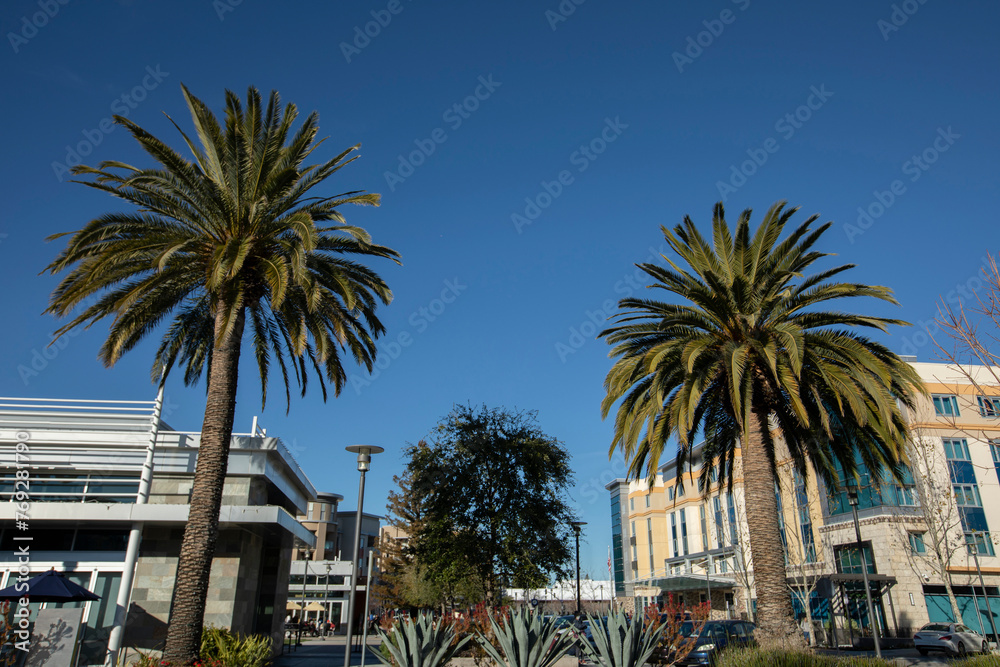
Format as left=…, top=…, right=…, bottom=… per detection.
left=913, top=622, right=989, bottom=656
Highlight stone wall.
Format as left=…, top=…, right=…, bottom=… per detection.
left=124, top=525, right=289, bottom=651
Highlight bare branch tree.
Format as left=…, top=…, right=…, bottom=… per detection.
left=889, top=429, right=966, bottom=623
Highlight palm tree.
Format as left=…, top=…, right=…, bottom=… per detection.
left=599, top=201, right=923, bottom=644
left=43, top=85, right=400, bottom=665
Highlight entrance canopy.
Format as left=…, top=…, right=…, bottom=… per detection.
left=638, top=573, right=738, bottom=593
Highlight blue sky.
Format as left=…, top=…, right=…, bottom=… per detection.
left=2, top=0, right=998, bottom=577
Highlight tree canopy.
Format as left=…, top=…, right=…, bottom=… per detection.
left=391, top=405, right=575, bottom=606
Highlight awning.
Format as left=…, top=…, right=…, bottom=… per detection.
left=635, top=574, right=738, bottom=592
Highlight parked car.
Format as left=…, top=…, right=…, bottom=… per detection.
left=913, top=622, right=989, bottom=656
left=677, top=620, right=755, bottom=666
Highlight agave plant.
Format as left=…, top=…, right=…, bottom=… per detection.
left=478, top=608, right=578, bottom=667
left=583, top=610, right=665, bottom=667
left=375, top=612, right=471, bottom=667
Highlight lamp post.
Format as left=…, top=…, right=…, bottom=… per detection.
left=324, top=563, right=332, bottom=638
left=845, top=480, right=880, bottom=659
left=967, top=531, right=999, bottom=646
left=344, top=445, right=383, bottom=667
left=570, top=521, right=586, bottom=620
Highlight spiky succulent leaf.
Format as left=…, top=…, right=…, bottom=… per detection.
left=375, top=612, right=470, bottom=667
left=582, top=611, right=664, bottom=667
left=478, top=608, right=577, bottom=667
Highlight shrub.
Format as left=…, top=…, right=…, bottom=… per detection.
left=583, top=610, right=665, bottom=667
left=714, top=647, right=894, bottom=667
left=375, top=611, right=471, bottom=667
left=949, top=656, right=1000, bottom=667
left=127, top=627, right=271, bottom=667
left=199, top=626, right=271, bottom=667
left=478, top=607, right=577, bottom=667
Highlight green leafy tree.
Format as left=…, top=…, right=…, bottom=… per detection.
left=408, top=405, right=575, bottom=605
left=376, top=442, right=484, bottom=611
left=600, top=201, right=923, bottom=644
left=43, top=85, right=399, bottom=665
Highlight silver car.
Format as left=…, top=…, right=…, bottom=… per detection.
left=913, top=622, right=989, bottom=656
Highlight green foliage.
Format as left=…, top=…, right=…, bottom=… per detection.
left=404, top=405, right=575, bottom=604
left=375, top=611, right=471, bottom=667
left=199, top=626, right=272, bottom=667
left=44, top=84, right=400, bottom=408
left=477, top=607, right=577, bottom=667
left=949, top=656, right=1000, bottom=667
left=600, top=200, right=923, bottom=486
left=127, top=628, right=272, bottom=667
left=583, top=609, right=665, bottom=667
left=714, top=647, right=893, bottom=667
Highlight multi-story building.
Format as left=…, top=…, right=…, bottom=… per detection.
left=607, top=360, right=1000, bottom=643
left=0, top=395, right=316, bottom=665
left=287, top=506, right=381, bottom=629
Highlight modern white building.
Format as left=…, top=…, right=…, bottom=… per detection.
left=0, top=395, right=316, bottom=665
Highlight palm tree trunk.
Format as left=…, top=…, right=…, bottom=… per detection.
left=163, top=308, right=245, bottom=665
left=742, top=406, right=805, bottom=648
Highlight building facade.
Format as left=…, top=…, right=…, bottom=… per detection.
left=287, top=507, right=381, bottom=629
left=607, top=361, right=1000, bottom=642
left=0, top=396, right=316, bottom=665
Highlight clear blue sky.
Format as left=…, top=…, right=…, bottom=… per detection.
left=2, top=0, right=998, bottom=578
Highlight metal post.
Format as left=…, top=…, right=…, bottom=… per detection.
left=707, top=554, right=714, bottom=614
left=301, top=551, right=310, bottom=637
left=848, top=491, right=881, bottom=658
left=105, top=385, right=163, bottom=667
left=970, top=532, right=999, bottom=645
left=324, top=563, right=332, bottom=638
left=571, top=521, right=586, bottom=619
left=344, top=446, right=382, bottom=667
left=360, top=556, right=374, bottom=667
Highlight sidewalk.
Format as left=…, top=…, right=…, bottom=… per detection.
left=274, top=634, right=382, bottom=667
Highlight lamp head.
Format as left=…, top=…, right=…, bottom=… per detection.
left=845, top=478, right=859, bottom=506
left=570, top=520, right=587, bottom=534
left=346, top=445, right=384, bottom=472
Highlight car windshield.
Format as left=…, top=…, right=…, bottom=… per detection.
left=920, top=624, right=951, bottom=632
left=691, top=623, right=721, bottom=638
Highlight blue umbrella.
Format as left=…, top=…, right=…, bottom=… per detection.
left=0, top=570, right=100, bottom=603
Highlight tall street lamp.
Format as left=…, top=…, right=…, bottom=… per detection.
left=845, top=480, right=880, bottom=659
left=570, top=521, right=586, bottom=620
left=344, top=445, right=383, bottom=667
left=967, top=531, right=999, bottom=646
left=324, top=563, right=332, bottom=638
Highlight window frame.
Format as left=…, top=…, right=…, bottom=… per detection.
left=933, top=394, right=960, bottom=417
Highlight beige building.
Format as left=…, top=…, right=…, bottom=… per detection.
left=608, top=360, right=1000, bottom=644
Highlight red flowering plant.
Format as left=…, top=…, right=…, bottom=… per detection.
left=648, top=595, right=710, bottom=665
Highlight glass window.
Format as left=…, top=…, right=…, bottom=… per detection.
left=909, top=532, right=926, bottom=553
left=713, top=497, right=725, bottom=548
left=630, top=497, right=634, bottom=511
left=678, top=483, right=685, bottom=497
left=933, top=395, right=960, bottom=417
left=700, top=505, right=709, bottom=552
left=645, top=494, right=650, bottom=508
left=835, top=543, right=876, bottom=575
left=954, top=484, right=983, bottom=506
left=668, top=487, right=675, bottom=501
left=670, top=513, right=678, bottom=557
left=967, top=532, right=995, bottom=556
left=680, top=508, right=689, bottom=556
left=979, top=396, right=1000, bottom=417
left=944, top=438, right=971, bottom=461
